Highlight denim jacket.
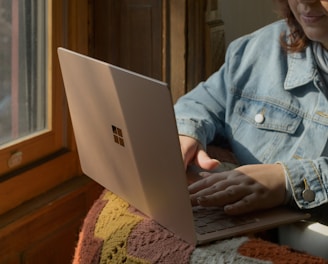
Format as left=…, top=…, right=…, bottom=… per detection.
left=174, top=20, right=328, bottom=210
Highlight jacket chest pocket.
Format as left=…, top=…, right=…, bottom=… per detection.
left=235, top=98, right=302, bottom=132
left=230, top=98, right=303, bottom=163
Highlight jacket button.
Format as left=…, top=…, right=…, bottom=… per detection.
left=255, top=113, right=265, bottom=124
left=302, top=189, right=315, bottom=202
left=302, top=178, right=315, bottom=202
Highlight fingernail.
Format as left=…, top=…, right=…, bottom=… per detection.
left=224, top=205, right=233, bottom=212
left=197, top=196, right=207, bottom=204
left=199, top=171, right=211, bottom=177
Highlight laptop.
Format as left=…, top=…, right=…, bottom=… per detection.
left=57, top=47, right=310, bottom=245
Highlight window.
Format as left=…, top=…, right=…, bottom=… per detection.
left=0, top=0, right=89, bottom=215
left=0, top=0, right=47, bottom=148
left=0, top=0, right=60, bottom=178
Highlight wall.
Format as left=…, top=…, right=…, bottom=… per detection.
left=220, top=0, right=279, bottom=45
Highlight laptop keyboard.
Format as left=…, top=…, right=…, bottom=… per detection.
left=193, top=206, right=258, bottom=235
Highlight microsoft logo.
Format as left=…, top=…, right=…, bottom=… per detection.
left=112, top=125, right=125, bottom=147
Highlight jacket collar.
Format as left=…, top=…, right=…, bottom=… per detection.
left=284, top=45, right=317, bottom=90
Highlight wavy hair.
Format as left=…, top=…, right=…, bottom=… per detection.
left=274, top=0, right=309, bottom=52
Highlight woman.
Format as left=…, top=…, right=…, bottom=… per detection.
left=174, top=0, right=328, bottom=221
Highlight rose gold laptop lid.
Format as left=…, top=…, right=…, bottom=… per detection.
left=58, top=47, right=197, bottom=244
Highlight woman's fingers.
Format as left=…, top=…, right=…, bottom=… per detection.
left=194, top=149, right=220, bottom=170
left=179, top=135, right=220, bottom=170
left=195, top=185, right=252, bottom=207
left=188, top=164, right=286, bottom=215
left=223, top=193, right=259, bottom=215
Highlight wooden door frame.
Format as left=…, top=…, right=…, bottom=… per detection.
left=167, top=0, right=187, bottom=102
left=168, top=0, right=225, bottom=102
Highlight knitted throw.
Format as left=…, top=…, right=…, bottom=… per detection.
left=73, top=190, right=327, bottom=264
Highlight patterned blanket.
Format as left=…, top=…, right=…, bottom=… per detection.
left=73, top=190, right=327, bottom=264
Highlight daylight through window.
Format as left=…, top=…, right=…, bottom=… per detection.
left=0, top=0, right=48, bottom=147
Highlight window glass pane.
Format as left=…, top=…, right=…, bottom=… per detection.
left=0, top=0, right=47, bottom=147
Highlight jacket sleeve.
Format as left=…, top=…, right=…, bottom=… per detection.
left=173, top=41, right=239, bottom=149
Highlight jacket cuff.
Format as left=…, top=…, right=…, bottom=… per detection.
left=176, top=118, right=208, bottom=149
left=278, top=159, right=328, bottom=209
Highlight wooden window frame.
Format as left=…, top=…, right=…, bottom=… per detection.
left=0, top=0, right=90, bottom=215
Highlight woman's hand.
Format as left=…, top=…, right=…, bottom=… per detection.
left=179, top=135, right=286, bottom=215
left=179, top=135, right=220, bottom=170
left=188, top=164, right=286, bottom=215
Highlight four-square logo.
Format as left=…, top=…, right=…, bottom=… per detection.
left=112, top=125, right=125, bottom=147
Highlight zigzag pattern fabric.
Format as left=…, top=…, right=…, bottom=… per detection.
left=73, top=190, right=327, bottom=264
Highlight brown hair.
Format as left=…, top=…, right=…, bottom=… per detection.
left=274, top=0, right=309, bottom=52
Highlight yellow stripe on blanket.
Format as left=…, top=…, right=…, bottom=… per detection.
left=95, top=191, right=148, bottom=264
